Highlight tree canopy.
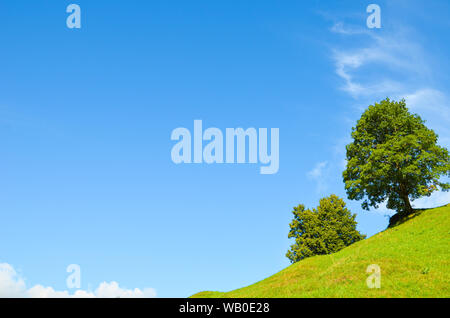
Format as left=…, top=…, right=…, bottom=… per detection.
left=286, top=195, right=365, bottom=263
left=343, top=98, right=450, bottom=215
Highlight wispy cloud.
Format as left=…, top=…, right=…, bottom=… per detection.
left=412, top=191, right=450, bottom=209
left=330, top=22, right=369, bottom=36
left=403, top=88, right=449, bottom=120
left=370, top=190, right=450, bottom=215
left=307, top=161, right=330, bottom=193
left=330, top=21, right=449, bottom=143
left=331, top=23, right=430, bottom=99
left=401, top=88, right=450, bottom=147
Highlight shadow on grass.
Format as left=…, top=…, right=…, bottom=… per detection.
left=388, top=203, right=449, bottom=228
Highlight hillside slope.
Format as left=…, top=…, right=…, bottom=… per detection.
left=192, top=204, right=450, bottom=298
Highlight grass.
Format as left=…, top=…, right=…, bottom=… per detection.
left=191, top=204, right=450, bottom=298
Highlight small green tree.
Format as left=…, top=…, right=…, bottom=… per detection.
left=343, top=98, right=450, bottom=215
left=286, top=195, right=365, bottom=263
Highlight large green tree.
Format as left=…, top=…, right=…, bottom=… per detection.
left=286, top=195, right=365, bottom=263
left=343, top=98, right=450, bottom=215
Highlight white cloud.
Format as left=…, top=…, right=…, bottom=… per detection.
left=307, top=161, right=330, bottom=193
left=308, top=161, right=328, bottom=179
left=403, top=88, right=450, bottom=128
left=330, top=22, right=369, bottom=36
left=0, top=263, right=26, bottom=297
left=370, top=201, right=396, bottom=216
left=26, top=285, right=74, bottom=298
left=370, top=190, right=450, bottom=215
left=404, top=88, right=449, bottom=119
left=412, top=191, right=450, bottom=209
left=95, top=281, right=156, bottom=298
left=0, top=263, right=156, bottom=298
left=333, top=47, right=404, bottom=98
left=396, top=88, right=450, bottom=148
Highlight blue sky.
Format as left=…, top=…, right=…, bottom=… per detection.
left=0, top=0, right=449, bottom=297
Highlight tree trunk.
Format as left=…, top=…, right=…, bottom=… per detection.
left=402, top=194, right=413, bottom=215
left=399, top=182, right=413, bottom=216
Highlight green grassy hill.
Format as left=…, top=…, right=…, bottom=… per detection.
left=192, top=204, right=450, bottom=298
